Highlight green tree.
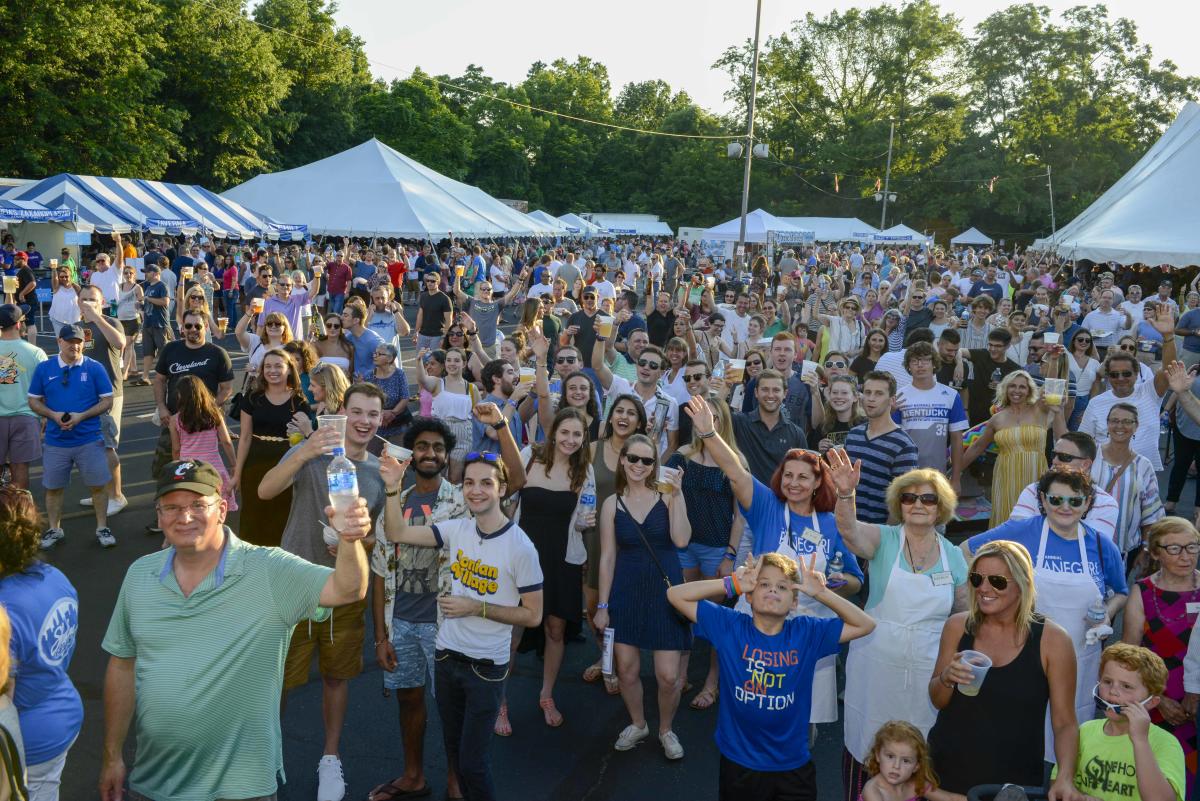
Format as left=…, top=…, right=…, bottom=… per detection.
left=253, top=0, right=372, bottom=170
left=355, top=70, right=472, bottom=180
left=0, top=0, right=181, bottom=178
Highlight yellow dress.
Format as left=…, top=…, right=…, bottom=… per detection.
left=990, top=424, right=1048, bottom=526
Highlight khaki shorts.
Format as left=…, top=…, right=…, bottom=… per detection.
left=283, top=597, right=367, bottom=689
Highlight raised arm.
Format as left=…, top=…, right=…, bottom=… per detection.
left=825, top=448, right=883, bottom=559
left=591, top=332, right=615, bottom=391
left=413, top=350, right=440, bottom=393
left=475, top=402, right=527, bottom=494
left=684, top=395, right=754, bottom=509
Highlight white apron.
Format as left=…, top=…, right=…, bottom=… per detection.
left=736, top=507, right=839, bottom=723
left=1034, top=519, right=1102, bottom=763
left=843, top=528, right=955, bottom=762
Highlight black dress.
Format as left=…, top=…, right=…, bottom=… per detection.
left=521, top=485, right=582, bottom=623
left=927, top=617, right=1049, bottom=793
left=238, top=391, right=310, bottom=547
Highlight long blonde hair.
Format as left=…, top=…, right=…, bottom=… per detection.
left=994, top=369, right=1040, bottom=409
left=309, top=362, right=350, bottom=412
left=0, top=604, right=10, bottom=694
left=683, top=398, right=745, bottom=466
left=967, top=540, right=1038, bottom=636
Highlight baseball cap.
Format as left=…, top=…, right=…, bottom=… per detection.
left=58, top=324, right=84, bottom=341
left=13, top=251, right=27, bottom=261
left=145, top=263, right=160, bottom=273
left=0, top=304, right=23, bottom=329
left=582, top=285, right=598, bottom=296
left=156, top=460, right=223, bottom=499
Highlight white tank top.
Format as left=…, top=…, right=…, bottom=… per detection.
left=431, top=378, right=474, bottom=419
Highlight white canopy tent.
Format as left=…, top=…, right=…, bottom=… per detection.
left=702, top=209, right=814, bottom=243
left=223, top=139, right=545, bottom=239
left=583, top=213, right=674, bottom=237
left=951, top=227, right=994, bottom=246
left=1034, top=101, right=1200, bottom=266
left=777, top=216, right=877, bottom=242
left=557, top=213, right=604, bottom=238
left=526, top=209, right=572, bottom=235
left=873, top=224, right=931, bottom=246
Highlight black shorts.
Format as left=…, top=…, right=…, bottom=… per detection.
left=121, top=318, right=141, bottom=336
left=719, top=755, right=816, bottom=801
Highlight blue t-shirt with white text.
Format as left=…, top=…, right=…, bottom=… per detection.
left=739, top=478, right=863, bottom=581
left=967, top=516, right=1127, bottom=597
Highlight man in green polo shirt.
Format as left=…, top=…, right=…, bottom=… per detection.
left=98, top=460, right=374, bottom=801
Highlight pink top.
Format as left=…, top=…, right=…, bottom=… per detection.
left=174, top=416, right=237, bottom=510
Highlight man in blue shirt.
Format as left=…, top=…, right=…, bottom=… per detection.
left=27, top=324, right=115, bottom=549
left=667, top=553, right=874, bottom=800
left=341, top=301, right=385, bottom=380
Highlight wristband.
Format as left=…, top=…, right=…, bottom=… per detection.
left=490, top=420, right=507, bottom=431
left=837, top=491, right=855, bottom=500
left=723, top=576, right=735, bottom=599
left=730, top=574, right=742, bottom=595
left=481, top=600, right=488, bottom=619
left=698, top=429, right=716, bottom=439
left=596, top=602, right=609, bottom=610
left=722, top=552, right=735, bottom=561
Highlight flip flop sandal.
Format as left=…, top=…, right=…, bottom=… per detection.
left=689, top=686, right=719, bottom=710
left=539, top=697, right=564, bottom=727
left=604, top=674, right=620, bottom=695
left=494, top=702, right=512, bottom=736
left=582, top=662, right=604, bottom=683
left=367, top=779, right=432, bottom=800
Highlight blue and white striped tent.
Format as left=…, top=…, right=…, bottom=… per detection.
left=0, top=198, right=73, bottom=223
left=2, top=173, right=305, bottom=240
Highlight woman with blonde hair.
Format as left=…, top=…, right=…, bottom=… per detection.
left=816, top=375, right=865, bottom=453
left=235, top=309, right=293, bottom=377
left=963, top=369, right=1067, bottom=525
left=177, top=284, right=217, bottom=338
left=826, top=456, right=968, bottom=799
left=927, top=540, right=1081, bottom=796
left=307, top=361, right=350, bottom=419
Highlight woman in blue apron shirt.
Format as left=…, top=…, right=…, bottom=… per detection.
left=825, top=452, right=968, bottom=800
left=681, top=398, right=861, bottom=730
left=965, top=467, right=1128, bottom=762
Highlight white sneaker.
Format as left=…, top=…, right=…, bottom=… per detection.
left=39, top=528, right=65, bottom=550
left=316, top=755, right=346, bottom=801
left=79, top=497, right=93, bottom=507
left=96, top=528, right=116, bottom=549
left=614, top=722, right=650, bottom=751
left=107, top=497, right=128, bottom=516
left=659, top=730, right=684, bottom=760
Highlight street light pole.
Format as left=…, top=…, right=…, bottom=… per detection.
left=735, top=0, right=763, bottom=271
left=1046, top=164, right=1056, bottom=235
left=880, top=118, right=895, bottom=230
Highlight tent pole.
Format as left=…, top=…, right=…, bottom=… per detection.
left=735, top=0, right=763, bottom=274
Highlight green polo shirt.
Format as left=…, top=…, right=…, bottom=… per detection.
left=102, top=528, right=332, bottom=801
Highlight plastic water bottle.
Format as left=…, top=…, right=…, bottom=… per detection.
left=828, top=551, right=844, bottom=575
left=1086, top=596, right=1107, bottom=628
left=326, top=447, right=359, bottom=533
left=712, top=360, right=726, bottom=380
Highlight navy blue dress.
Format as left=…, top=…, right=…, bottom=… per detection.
left=610, top=497, right=693, bottom=651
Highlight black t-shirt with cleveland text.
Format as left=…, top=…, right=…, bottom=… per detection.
left=155, top=341, right=234, bottom=414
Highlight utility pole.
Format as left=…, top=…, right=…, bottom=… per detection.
left=880, top=118, right=895, bottom=230
left=1046, top=164, right=1056, bottom=235
left=734, top=0, right=763, bottom=271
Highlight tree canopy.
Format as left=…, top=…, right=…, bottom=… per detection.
left=0, top=0, right=1194, bottom=242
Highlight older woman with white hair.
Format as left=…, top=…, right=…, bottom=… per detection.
left=826, top=455, right=968, bottom=800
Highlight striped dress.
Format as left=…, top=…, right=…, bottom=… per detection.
left=990, top=425, right=1047, bottom=527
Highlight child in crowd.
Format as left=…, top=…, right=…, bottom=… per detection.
left=1063, top=643, right=1185, bottom=801
left=861, top=721, right=940, bottom=801
left=169, top=375, right=238, bottom=510
left=667, top=552, right=875, bottom=801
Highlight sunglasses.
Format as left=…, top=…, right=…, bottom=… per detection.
left=637, top=359, right=663, bottom=369
left=182, top=323, right=204, bottom=331
left=448, top=330, right=465, bottom=336
left=684, top=372, right=708, bottom=382
left=899, top=492, right=938, bottom=506
left=968, top=572, right=1010, bottom=591
left=556, top=356, right=577, bottom=365
left=746, top=359, right=764, bottom=367
left=1107, top=370, right=1134, bottom=379
left=1045, top=494, right=1086, bottom=508
left=326, top=322, right=342, bottom=329
left=1075, top=338, right=1092, bottom=344
left=464, top=451, right=500, bottom=463
left=1051, top=451, right=1082, bottom=463
left=824, top=360, right=847, bottom=369
left=623, top=454, right=655, bottom=466
left=265, top=322, right=283, bottom=328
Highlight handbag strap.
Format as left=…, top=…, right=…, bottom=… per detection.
left=616, top=496, right=673, bottom=590
left=1104, top=457, right=1132, bottom=496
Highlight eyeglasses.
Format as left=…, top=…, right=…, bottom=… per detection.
left=556, top=356, right=577, bottom=365
left=182, top=323, right=204, bottom=331
left=265, top=322, right=283, bottom=329
left=1052, top=451, right=1082, bottom=463
left=684, top=372, right=708, bottom=382
left=1118, top=345, right=1135, bottom=352
left=899, top=492, right=938, bottom=506
left=464, top=451, right=500, bottom=463
left=1158, top=542, right=1200, bottom=555
left=637, top=359, right=663, bottom=370
left=968, top=572, right=1010, bottom=591
left=1108, top=417, right=1137, bottom=427
left=824, top=360, right=847, bottom=369
left=623, top=454, right=655, bottom=466
left=1107, top=370, right=1134, bottom=379
left=157, top=499, right=218, bottom=518
left=1045, top=494, right=1087, bottom=508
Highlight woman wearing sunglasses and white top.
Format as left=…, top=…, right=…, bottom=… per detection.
left=825, top=454, right=969, bottom=800
left=964, top=467, right=1128, bottom=763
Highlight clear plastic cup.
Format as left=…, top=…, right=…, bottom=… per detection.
left=2, top=276, right=15, bottom=294
left=726, top=359, right=746, bottom=383
left=251, top=297, right=265, bottom=314
left=595, top=315, right=615, bottom=339
left=1044, top=332, right=1060, bottom=345
left=182, top=266, right=193, bottom=280
left=317, top=414, right=347, bottom=448
left=957, top=649, right=993, bottom=696
left=384, top=443, right=412, bottom=461
left=519, top=367, right=536, bottom=385
left=656, top=466, right=678, bottom=495
left=217, top=317, right=228, bottom=335
left=1043, top=377, right=1067, bottom=406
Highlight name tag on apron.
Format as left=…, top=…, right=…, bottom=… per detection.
left=930, top=571, right=953, bottom=587
left=801, top=528, right=822, bottom=546
left=1187, top=602, right=1200, bottom=615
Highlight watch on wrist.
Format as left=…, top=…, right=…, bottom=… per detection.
left=491, top=420, right=507, bottom=431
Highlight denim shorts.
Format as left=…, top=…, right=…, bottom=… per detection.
left=383, top=619, right=438, bottom=691
left=42, top=440, right=111, bottom=489
left=677, top=541, right=727, bottom=576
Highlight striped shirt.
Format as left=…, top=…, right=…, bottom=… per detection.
left=1090, top=454, right=1165, bottom=555
left=843, top=422, right=919, bottom=524
left=102, top=528, right=331, bottom=801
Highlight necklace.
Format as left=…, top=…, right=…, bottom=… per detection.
left=905, top=530, right=937, bottom=572
left=1148, top=570, right=1200, bottom=624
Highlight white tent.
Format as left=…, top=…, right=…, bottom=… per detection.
left=557, top=213, right=604, bottom=238
left=583, top=213, right=674, bottom=237
left=526, top=209, right=571, bottom=235
left=1037, top=101, right=1200, bottom=266
left=873, top=224, right=931, bottom=245
left=777, top=216, right=877, bottom=242
left=951, top=227, right=994, bottom=246
left=222, top=139, right=544, bottom=238
left=702, top=209, right=814, bottom=243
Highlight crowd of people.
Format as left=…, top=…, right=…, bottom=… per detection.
left=2, top=232, right=1200, bottom=801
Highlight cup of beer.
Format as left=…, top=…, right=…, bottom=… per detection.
left=519, top=367, right=536, bottom=385
left=251, top=297, right=265, bottom=315
left=49, top=258, right=58, bottom=270
left=1043, top=377, right=1066, bottom=406
left=2, top=276, right=16, bottom=294
left=656, top=466, right=678, bottom=494
left=217, top=316, right=229, bottom=335
left=455, top=264, right=465, bottom=278
left=595, top=315, right=615, bottom=339
left=726, top=359, right=746, bottom=383
left=182, top=265, right=194, bottom=280
left=314, top=263, right=324, bottom=276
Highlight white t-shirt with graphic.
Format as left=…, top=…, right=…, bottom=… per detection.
left=892, top=381, right=968, bottom=471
